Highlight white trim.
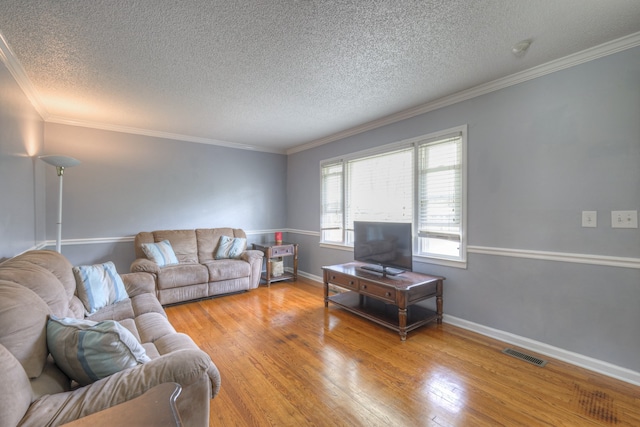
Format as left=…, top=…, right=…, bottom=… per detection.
left=286, top=228, right=321, bottom=237
left=468, top=245, right=640, bottom=269
left=444, top=315, right=640, bottom=387
left=287, top=31, right=640, bottom=155
left=43, top=236, right=134, bottom=247
left=0, top=31, right=48, bottom=119
left=39, top=233, right=640, bottom=270
left=46, top=117, right=285, bottom=154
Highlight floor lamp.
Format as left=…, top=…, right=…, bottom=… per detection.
left=40, top=155, right=81, bottom=253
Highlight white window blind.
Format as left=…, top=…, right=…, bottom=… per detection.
left=321, top=162, right=343, bottom=243
left=345, top=147, right=414, bottom=243
left=418, top=135, right=462, bottom=258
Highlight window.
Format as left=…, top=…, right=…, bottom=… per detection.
left=320, top=126, right=466, bottom=265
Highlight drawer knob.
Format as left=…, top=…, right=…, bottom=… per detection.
left=362, top=285, right=367, bottom=289
left=385, top=292, right=391, bottom=297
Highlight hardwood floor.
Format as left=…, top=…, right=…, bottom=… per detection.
left=165, top=279, right=640, bottom=426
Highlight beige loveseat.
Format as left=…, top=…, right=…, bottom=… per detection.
left=0, top=250, right=220, bottom=427
left=131, top=228, right=264, bottom=305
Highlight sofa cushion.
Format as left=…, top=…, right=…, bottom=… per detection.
left=156, top=263, right=209, bottom=290
left=0, top=259, right=71, bottom=317
left=203, top=259, right=251, bottom=281
left=0, top=344, right=32, bottom=427
left=47, top=316, right=151, bottom=386
left=214, top=235, right=247, bottom=260
left=0, top=280, right=51, bottom=378
left=73, top=262, right=129, bottom=315
left=30, top=356, right=72, bottom=400
left=153, top=230, right=198, bottom=263
left=141, top=240, right=179, bottom=266
left=196, top=228, right=245, bottom=262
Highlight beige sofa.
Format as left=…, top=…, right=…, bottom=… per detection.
left=0, top=250, right=220, bottom=427
left=130, top=228, right=264, bottom=305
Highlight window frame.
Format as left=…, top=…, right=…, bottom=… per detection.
left=320, top=125, right=467, bottom=268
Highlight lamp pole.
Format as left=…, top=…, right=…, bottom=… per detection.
left=40, top=155, right=81, bottom=253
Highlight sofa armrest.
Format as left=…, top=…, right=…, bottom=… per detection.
left=120, top=271, right=156, bottom=297
left=242, top=249, right=264, bottom=289
left=242, top=249, right=263, bottom=264
left=130, top=258, right=161, bottom=275
left=20, top=349, right=220, bottom=427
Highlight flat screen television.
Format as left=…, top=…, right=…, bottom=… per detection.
left=353, top=221, right=412, bottom=276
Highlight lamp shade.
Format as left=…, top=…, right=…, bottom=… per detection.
left=39, top=155, right=81, bottom=168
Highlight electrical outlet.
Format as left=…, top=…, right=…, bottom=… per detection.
left=581, top=211, right=597, bottom=227
left=611, top=210, right=638, bottom=228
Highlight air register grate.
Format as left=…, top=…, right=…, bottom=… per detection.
left=502, top=348, right=548, bottom=367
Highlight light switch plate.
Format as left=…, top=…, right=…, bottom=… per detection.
left=611, top=210, right=638, bottom=228
left=581, top=211, right=597, bottom=227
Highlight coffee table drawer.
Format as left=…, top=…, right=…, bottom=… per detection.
left=359, top=281, right=396, bottom=303
left=326, top=272, right=358, bottom=291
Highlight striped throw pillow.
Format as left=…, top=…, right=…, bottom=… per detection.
left=47, top=316, right=150, bottom=386
left=73, top=262, right=129, bottom=315
left=214, top=236, right=247, bottom=259
left=141, top=240, right=179, bottom=266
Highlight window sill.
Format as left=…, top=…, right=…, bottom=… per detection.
left=319, top=242, right=467, bottom=269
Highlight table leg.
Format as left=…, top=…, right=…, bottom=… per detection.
left=398, top=307, right=408, bottom=341
left=436, top=280, right=443, bottom=324
left=293, top=244, right=298, bottom=280
left=324, top=279, right=330, bottom=307
left=265, top=255, right=272, bottom=287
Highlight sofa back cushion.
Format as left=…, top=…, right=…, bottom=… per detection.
left=0, top=251, right=86, bottom=319
left=0, top=280, right=51, bottom=378
left=14, top=250, right=77, bottom=302
left=197, top=228, right=246, bottom=262
left=133, top=230, right=199, bottom=264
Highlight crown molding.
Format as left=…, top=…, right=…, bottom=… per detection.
left=0, top=31, right=48, bottom=120
left=287, top=31, right=640, bottom=155
left=46, top=116, right=286, bottom=154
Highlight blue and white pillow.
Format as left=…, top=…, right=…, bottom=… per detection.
left=73, top=262, right=129, bottom=314
left=47, top=316, right=150, bottom=386
left=141, top=240, right=179, bottom=266
left=215, top=236, right=247, bottom=260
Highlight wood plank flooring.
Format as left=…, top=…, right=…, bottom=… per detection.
left=165, top=279, right=640, bottom=426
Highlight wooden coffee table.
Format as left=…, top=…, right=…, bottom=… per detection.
left=323, top=262, right=444, bottom=341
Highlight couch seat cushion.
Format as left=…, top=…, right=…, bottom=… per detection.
left=156, top=263, right=209, bottom=290
left=203, top=259, right=250, bottom=281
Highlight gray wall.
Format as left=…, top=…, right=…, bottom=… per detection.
left=0, top=62, right=45, bottom=259
left=43, top=123, right=287, bottom=271
left=286, top=47, right=640, bottom=373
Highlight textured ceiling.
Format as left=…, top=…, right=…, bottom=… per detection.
left=1, top=1, right=640, bottom=153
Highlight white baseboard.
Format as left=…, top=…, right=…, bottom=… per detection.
left=444, top=315, right=640, bottom=386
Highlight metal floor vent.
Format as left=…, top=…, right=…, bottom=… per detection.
left=502, top=348, right=548, bottom=367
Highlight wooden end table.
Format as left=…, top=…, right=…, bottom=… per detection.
left=252, top=242, right=298, bottom=286
left=323, top=262, right=444, bottom=341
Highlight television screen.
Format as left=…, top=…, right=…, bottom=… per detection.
left=353, top=221, right=412, bottom=275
